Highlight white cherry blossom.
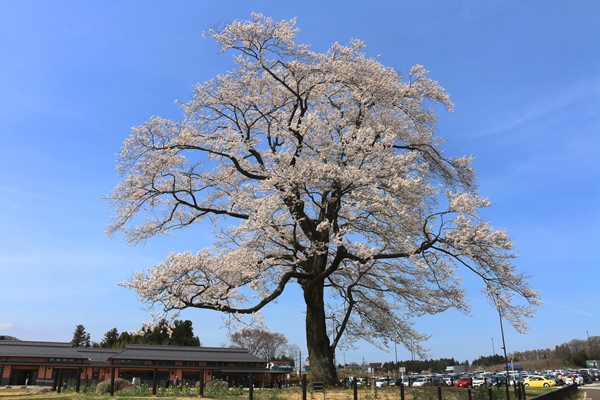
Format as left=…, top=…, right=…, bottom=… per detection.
left=107, top=13, right=541, bottom=384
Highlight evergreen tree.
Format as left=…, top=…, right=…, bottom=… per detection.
left=168, top=320, right=201, bottom=346
left=142, top=319, right=170, bottom=345
left=100, top=328, right=119, bottom=348
left=118, top=331, right=133, bottom=346
left=71, top=324, right=91, bottom=347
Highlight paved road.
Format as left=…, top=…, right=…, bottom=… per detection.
left=582, top=383, right=600, bottom=400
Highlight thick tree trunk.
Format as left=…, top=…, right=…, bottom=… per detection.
left=304, top=280, right=339, bottom=386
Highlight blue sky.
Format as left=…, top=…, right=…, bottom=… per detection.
left=1, top=1, right=599, bottom=366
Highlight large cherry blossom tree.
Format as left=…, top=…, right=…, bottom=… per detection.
left=107, top=14, right=541, bottom=385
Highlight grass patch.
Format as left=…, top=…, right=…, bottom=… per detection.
left=0, top=384, right=571, bottom=400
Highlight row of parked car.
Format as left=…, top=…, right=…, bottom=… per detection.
left=351, top=368, right=599, bottom=389
left=534, top=368, right=599, bottom=385
left=454, top=369, right=599, bottom=388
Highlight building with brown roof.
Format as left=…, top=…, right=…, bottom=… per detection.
left=0, top=340, right=272, bottom=392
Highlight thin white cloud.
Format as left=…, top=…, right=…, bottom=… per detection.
left=544, top=302, right=598, bottom=319
left=479, top=77, right=600, bottom=137
left=0, top=323, right=16, bottom=331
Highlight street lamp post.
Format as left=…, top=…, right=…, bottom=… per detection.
left=498, top=309, right=511, bottom=400
left=587, top=331, right=591, bottom=359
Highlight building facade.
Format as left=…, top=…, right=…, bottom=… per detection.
left=0, top=340, right=272, bottom=390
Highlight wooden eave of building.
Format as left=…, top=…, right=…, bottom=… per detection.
left=0, top=341, right=88, bottom=362
left=71, top=347, right=125, bottom=367
left=110, top=344, right=265, bottom=363
left=0, top=341, right=269, bottom=373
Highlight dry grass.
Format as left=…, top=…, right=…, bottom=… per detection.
left=0, top=384, right=561, bottom=400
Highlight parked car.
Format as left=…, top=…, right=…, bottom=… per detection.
left=456, top=376, right=473, bottom=388
left=565, top=374, right=584, bottom=385
left=412, top=376, right=431, bottom=387
left=388, top=377, right=403, bottom=386
left=375, top=378, right=389, bottom=388
left=544, top=374, right=561, bottom=386
left=489, top=375, right=507, bottom=387
left=347, top=377, right=365, bottom=387
left=509, top=375, right=524, bottom=386
left=422, top=377, right=448, bottom=387
left=472, top=376, right=486, bottom=387
left=523, top=375, right=556, bottom=388
left=393, top=376, right=411, bottom=386
left=578, top=370, right=594, bottom=384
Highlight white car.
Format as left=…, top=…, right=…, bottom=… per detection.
left=412, top=377, right=432, bottom=387
left=375, top=378, right=389, bottom=387
left=472, top=377, right=486, bottom=387
left=564, top=374, right=584, bottom=385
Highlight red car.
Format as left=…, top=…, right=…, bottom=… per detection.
left=456, top=376, right=473, bottom=387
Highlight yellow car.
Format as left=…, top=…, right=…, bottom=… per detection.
left=523, top=375, right=556, bottom=388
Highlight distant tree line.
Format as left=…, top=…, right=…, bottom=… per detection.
left=70, top=319, right=201, bottom=348
left=374, top=336, right=600, bottom=373
left=511, top=336, right=600, bottom=368
left=469, top=354, right=506, bottom=369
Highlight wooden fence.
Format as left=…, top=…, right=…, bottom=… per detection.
left=280, top=377, right=580, bottom=400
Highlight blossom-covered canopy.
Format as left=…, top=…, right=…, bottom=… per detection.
left=107, top=14, right=541, bottom=383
